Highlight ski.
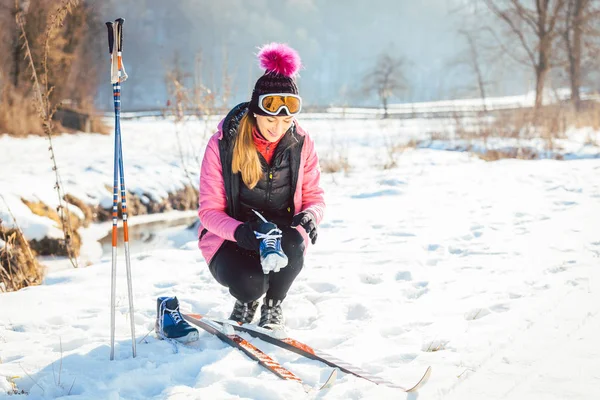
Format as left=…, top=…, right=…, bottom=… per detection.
left=186, top=313, right=431, bottom=393
left=181, top=314, right=336, bottom=393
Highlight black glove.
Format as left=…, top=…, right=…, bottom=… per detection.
left=234, top=222, right=259, bottom=252
left=291, top=211, right=318, bottom=244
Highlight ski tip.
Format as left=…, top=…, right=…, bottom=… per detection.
left=406, top=366, right=432, bottom=392
left=303, top=368, right=337, bottom=394
left=115, top=17, right=125, bottom=24
left=319, top=368, right=337, bottom=390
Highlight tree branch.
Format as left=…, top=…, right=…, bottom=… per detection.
left=484, top=0, right=538, bottom=66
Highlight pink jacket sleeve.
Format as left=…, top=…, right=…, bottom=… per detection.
left=300, top=134, right=325, bottom=224
left=198, top=134, right=242, bottom=241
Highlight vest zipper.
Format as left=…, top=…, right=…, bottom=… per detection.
left=266, top=168, right=273, bottom=205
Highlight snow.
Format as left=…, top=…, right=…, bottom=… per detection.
left=1, top=111, right=600, bottom=399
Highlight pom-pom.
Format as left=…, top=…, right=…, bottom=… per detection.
left=257, top=43, right=301, bottom=77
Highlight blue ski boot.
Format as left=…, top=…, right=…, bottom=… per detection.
left=155, top=296, right=199, bottom=343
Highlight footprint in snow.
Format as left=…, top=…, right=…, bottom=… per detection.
left=490, top=303, right=510, bottom=313
left=553, top=200, right=577, bottom=207
left=388, top=231, right=416, bottom=237
left=378, top=178, right=406, bottom=186
left=346, top=303, right=371, bottom=321
left=448, top=246, right=464, bottom=255
left=307, top=281, right=339, bottom=293
left=351, top=188, right=402, bottom=199
left=380, top=325, right=407, bottom=338
left=154, top=281, right=178, bottom=289
left=402, top=284, right=429, bottom=299
left=359, top=273, right=383, bottom=285
left=395, top=271, right=412, bottom=281
left=546, top=265, right=568, bottom=274
left=566, top=278, right=588, bottom=287
left=472, top=230, right=484, bottom=238
left=461, top=233, right=475, bottom=241
left=470, top=224, right=484, bottom=231
left=426, top=243, right=441, bottom=252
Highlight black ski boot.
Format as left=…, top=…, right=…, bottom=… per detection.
left=258, top=298, right=284, bottom=330
left=155, top=296, right=199, bottom=342
left=229, top=299, right=260, bottom=324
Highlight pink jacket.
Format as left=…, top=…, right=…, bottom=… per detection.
left=197, top=118, right=325, bottom=265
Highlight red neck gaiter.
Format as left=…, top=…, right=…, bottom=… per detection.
left=252, top=126, right=283, bottom=165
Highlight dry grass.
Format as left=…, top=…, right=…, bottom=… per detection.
left=474, top=147, right=556, bottom=161
left=564, top=102, right=600, bottom=130
left=16, top=2, right=80, bottom=267
left=90, top=117, right=110, bottom=135
left=0, top=224, right=44, bottom=293
left=168, top=185, right=198, bottom=211
left=0, top=95, right=109, bottom=136
left=448, top=102, right=600, bottom=161
left=22, top=199, right=82, bottom=231
left=64, top=194, right=93, bottom=227
left=320, top=154, right=351, bottom=174
left=21, top=199, right=82, bottom=257
left=0, top=89, right=44, bottom=136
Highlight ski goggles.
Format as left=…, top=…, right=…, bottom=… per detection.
left=258, top=93, right=302, bottom=116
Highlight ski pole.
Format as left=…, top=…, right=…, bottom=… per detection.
left=106, top=17, right=136, bottom=360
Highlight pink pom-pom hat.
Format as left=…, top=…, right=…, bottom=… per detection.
left=258, top=42, right=302, bottom=77
left=249, top=42, right=302, bottom=116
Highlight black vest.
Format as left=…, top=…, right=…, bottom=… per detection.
left=238, top=129, right=296, bottom=226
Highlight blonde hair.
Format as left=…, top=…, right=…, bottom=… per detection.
left=232, top=112, right=262, bottom=189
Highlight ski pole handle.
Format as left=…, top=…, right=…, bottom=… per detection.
left=105, top=22, right=114, bottom=54
left=115, top=18, right=124, bottom=52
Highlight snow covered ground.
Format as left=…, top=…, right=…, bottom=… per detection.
left=1, top=115, right=600, bottom=399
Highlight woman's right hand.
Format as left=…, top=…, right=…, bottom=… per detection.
left=233, top=222, right=260, bottom=252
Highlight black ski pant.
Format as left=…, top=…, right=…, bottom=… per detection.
left=208, top=226, right=305, bottom=303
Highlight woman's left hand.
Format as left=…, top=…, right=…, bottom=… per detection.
left=291, top=211, right=318, bottom=244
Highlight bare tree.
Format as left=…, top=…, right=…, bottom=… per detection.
left=561, top=0, right=600, bottom=110
left=484, top=0, right=567, bottom=109
left=363, top=52, right=407, bottom=118
left=454, top=28, right=489, bottom=111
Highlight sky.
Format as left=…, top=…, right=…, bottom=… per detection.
left=1, top=95, right=600, bottom=398
left=95, top=0, right=530, bottom=110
